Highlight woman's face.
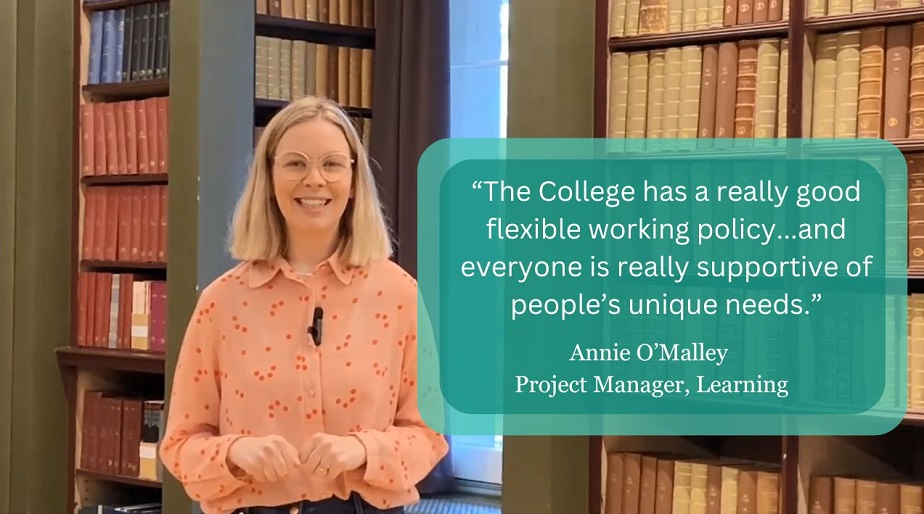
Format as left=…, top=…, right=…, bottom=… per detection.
left=271, top=118, right=354, bottom=241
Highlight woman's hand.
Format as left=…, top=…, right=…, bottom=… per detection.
left=299, top=433, right=368, bottom=478
left=226, top=435, right=302, bottom=482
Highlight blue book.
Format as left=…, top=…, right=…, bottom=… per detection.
left=87, top=11, right=104, bottom=84
left=103, top=10, right=117, bottom=84
left=114, top=9, right=125, bottom=83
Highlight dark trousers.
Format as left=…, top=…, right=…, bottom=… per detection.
left=237, top=492, right=406, bottom=514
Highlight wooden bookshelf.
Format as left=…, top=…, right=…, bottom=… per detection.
left=80, top=260, right=168, bottom=272
left=609, top=22, right=789, bottom=51
left=804, top=5, right=924, bottom=30
left=56, top=347, right=165, bottom=375
left=255, top=13, right=375, bottom=48
left=82, top=79, right=169, bottom=101
left=83, top=0, right=164, bottom=12
left=60, top=0, right=173, bottom=512
left=252, top=0, right=376, bottom=146
left=76, top=468, right=162, bottom=488
left=81, top=172, right=169, bottom=185
left=594, top=0, right=924, bottom=512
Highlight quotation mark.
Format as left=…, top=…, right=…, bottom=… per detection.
left=472, top=180, right=483, bottom=190
left=803, top=293, right=823, bottom=315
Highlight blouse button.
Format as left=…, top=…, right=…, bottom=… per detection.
left=289, top=507, right=299, bottom=514
left=308, top=390, right=316, bottom=398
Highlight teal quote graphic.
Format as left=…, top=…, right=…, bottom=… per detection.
left=416, top=138, right=908, bottom=436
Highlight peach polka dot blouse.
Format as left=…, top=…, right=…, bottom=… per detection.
left=159, top=253, right=449, bottom=514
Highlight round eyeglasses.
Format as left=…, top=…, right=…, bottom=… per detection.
left=272, top=151, right=354, bottom=183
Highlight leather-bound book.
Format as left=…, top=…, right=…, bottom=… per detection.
left=857, top=27, right=886, bottom=138
left=714, top=41, right=739, bottom=137
left=834, top=30, right=861, bottom=137
left=734, top=41, right=759, bottom=138
left=909, top=22, right=923, bottom=138
left=883, top=25, right=912, bottom=140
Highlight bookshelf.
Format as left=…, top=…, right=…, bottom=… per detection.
left=50, top=0, right=379, bottom=512
left=252, top=0, right=374, bottom=142
left=592, top=0, right=924, bottom=511
left=57, top=0, right=172, bottom=512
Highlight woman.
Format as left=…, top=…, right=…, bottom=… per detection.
left=159, top=96, right=449, bottom=514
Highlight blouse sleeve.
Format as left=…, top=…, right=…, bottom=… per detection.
left=158, top=288, right=251, bottom=503
left=350, top=306, right=450, bottom=492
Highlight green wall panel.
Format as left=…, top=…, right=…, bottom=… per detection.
left=0, top=0, right=17, bottom=505
left=0, top=0, right=73, bottom=511
left=166, top=1, right=254, bottom=512
left=503, top=0, right=596, bottom=513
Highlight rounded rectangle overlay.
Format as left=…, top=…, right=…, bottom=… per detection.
left=416, top=138, right=909, bottom=436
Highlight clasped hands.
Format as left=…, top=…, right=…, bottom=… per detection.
left=227, top=433, right=367, bottom=482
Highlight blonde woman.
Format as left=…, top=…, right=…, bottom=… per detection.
left=159, top=96, right=449, bottom=514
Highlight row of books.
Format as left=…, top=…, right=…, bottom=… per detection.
left=911, top=154, right=924, bottom=272
left=76, top=272, right=166, bottom=353
left=608, top=0, right=790, bottom=38
left=256, top=36, right=373, bottom=109
left=81, top=186, right=167, bottom=265
left=607, top=39, right=789, bottom=139
left=911, top=295, right=924, bottom=410
left=85, top=2, right=170, bottom=85
left=80, top=97, right=169, bottom=177
left=810, top=474, right=924, bottom=514
left=807, top=0, right=922, bottom=18
left=809, top=24, right=924, bottom=140
left=256, top=0, right=375, bottom=28
left=603, top=452, right=780, bottom=514
left=80, top=391, right=163, bottom=481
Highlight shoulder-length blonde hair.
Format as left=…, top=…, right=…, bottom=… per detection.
left=229, top=96, right=393, bottom=266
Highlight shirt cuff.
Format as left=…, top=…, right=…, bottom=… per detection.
left=351, top=431, right=384, bottom=484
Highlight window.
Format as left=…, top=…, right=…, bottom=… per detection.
left=448, top=0, right=508, bottom=487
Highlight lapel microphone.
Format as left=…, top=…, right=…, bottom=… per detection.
left=309, top=307, right=324, bottom=346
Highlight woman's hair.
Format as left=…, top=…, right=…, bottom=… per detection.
left=228, top=96, right=393, bottom=266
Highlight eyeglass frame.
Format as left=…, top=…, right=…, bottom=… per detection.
left=270, top=150, right=356, bottom=183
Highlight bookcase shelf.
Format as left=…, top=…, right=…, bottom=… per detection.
left=79, top=260, right=167, bottom=272
left=76, top=468, right=162, bottom=488
left=255, top=13, right=375, bottom=48
left=804, top=6, right=924, bottom=30
left=594, top=0, right=924, bottom=510
left=81, top=173, right=168, bottom=186
left=902, top=411, right=924, bottom=426
left=82, top=0, right=163, bottom=13
left=255, top=98, right=371, bottom=126
left=894, top=138, right=924, bottom=154
left=56, top=347, right=165, bottom=375
left=608, top=22, right=789, bottom=51
left=81, top=79, right=169, bottom=101
left=64, top=0, right=173, bottom=511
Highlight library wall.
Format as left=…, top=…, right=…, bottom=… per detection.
left=595, top=0, right=924, bottom=512
left=502, top=1, right=597, bottom=514
left=0, top=0, right=76, bottom=512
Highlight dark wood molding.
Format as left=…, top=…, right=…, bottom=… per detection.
left=82, top=78, right=169, bottom=100
left=804, top=6, right=924, bottom=31
left=82, top=0, right=164, bottom=13
left=893, top=138, right=924, bottom=154
left=55, top=347, right=165, bottom=375
left=76, top=468, right=163, bottom=488
left=608, top=22, right=788, bottom=52
left=80, top=260, right=167, bottom=272
left=254, top=98, right=372, bottom=126
left=255, top=14, right=375, bottom=49
left=82, top=173, right=169, bottom=185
